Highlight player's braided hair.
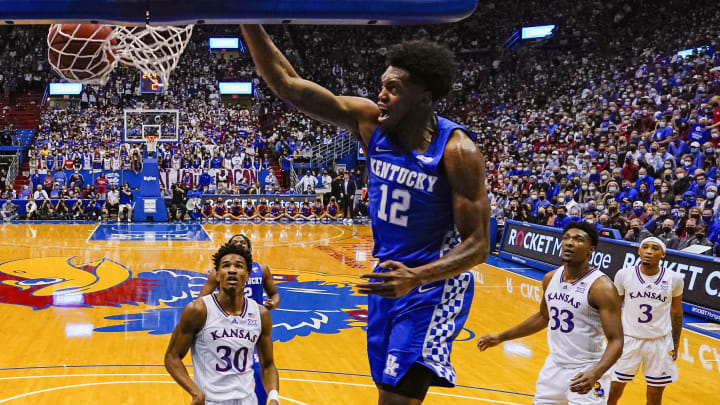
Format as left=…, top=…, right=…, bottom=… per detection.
left=386, top=40, right=455, bottom=102
left=212, top=241, right=253, bottom=273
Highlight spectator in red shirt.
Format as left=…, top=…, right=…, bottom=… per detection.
left=95, top=173, right=109, bottom=199
left=621, top=156, right=637, bottom=181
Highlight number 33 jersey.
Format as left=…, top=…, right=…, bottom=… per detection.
left=191, top=294, right=262, bottom=402
left=613, top=266, right=684, bottom=339
left=366, top=116, right=467, bottom=267
left=545, top=267, right=607, bottom=367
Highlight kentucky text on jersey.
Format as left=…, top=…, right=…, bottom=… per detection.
left=369, top=158, right=438, bottom=192
left=246, top=277, right=262, bottom=286
left=546, top=291, right=581, bottom=309
left=628, top=291, right=668, bottom=302
left=210, top=328, right=258, bottom=342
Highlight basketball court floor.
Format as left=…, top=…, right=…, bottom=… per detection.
left=0, top=222, right=717, bottom=404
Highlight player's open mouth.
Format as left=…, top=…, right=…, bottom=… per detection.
left=378, top=106, right=389, bottom=121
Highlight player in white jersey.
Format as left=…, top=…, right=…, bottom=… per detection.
left=608, top=237, right=684, bottom=405
left=165, top=242, right=279, bottom=405
left=478, top=222, right=624, bottom=404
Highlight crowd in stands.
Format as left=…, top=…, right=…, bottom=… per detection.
left=2, top=1, right=720, bottom=255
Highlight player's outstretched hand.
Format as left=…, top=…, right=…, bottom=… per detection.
left=476, top=334, right=501, bottom=351
left=264, top=298, right=275, bottom=310
left=569, top=371, right=598, bottom=394
left=190, top=392, right=205, bottom=405
left=357, top=260, right=420, bottom=298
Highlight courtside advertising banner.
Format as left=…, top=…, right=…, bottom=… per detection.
left=499, top=220, right=720, bottom=322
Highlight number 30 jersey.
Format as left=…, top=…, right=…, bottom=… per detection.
left=545, top=266, right=607, bottom=367
left=613, top=266, right=684, bottom=339
left=191, top=294, right=262, bottom=402
left=366, top=116, right=466, bottom=267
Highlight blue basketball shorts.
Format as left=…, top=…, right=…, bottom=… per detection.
left=252, top=351, right=267, bottom=404
left=366, top=271, right=474, bottom=387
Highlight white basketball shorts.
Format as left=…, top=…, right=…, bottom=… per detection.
left=534, top=356, right=610, bottom=405
left=612, top=334, right=677, bottom=387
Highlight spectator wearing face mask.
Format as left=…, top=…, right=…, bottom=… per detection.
left=687, top=170, right=715, bottom=198
left=553, top=205, right=571, bottom=229
left=652, top=117, right=673, bottom=145
left=655, top=218, right=680, bottom=249
left=672, top=167, right=691, bottom=196
left=678, top=223, right=713, bottom=254
left=628, top=201, right=649, bottom=223
left=624, top=218, right=654, bottom=242
left=706, top=185, right=719, bottom=212
left=607, top=201, right=630, bottom=236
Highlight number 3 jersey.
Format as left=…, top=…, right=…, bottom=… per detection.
left=191, top=294, right=262, bottom=402
left=613, top=266, right=684, bottom=339
left=366, top=116, right=466, bottom=267
left=545, top=266, right=607, bottom=367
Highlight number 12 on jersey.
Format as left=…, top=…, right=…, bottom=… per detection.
left=377, top=184, right=411, bottom=227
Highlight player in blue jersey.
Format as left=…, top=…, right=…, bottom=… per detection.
left=200, top=234, right=281, bottom=405
left=241, top=25, right=490, bottom=404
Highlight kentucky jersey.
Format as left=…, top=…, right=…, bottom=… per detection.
left=614, top=265, right=684, bottom=339
left=365, top=116, right=474, bottom=389
left=545, top=266, right=607, bottom=367
left=191, top=294, right=261, bottom=402
left=245, top=262, right=264, bottom=305
left=367, top=116, right=463, bottom=267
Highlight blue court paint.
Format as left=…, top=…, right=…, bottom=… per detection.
left=88, top=223, right=211, bottom=242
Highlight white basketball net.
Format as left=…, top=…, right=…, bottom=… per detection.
left=145, top=136, right=158, bottom=153
left=47, top=24, right=193, bottom=86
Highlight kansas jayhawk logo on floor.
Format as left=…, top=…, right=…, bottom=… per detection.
left=0, top=257, right=155, bottom=309
left=0, top=256, right=368, bottom=341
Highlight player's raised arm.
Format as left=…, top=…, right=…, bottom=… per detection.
left=570, top=277, right=623, bottom=394
left=477, top=269, right=554, bottom=351
left=240, top=25, right=378, bottom=146
left=256, top=305, right=280, bottom=404
left=164, top=299, right=207, bottom=404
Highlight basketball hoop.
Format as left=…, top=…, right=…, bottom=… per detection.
left=113, top=25, right=194, bottom=86
left=145, top=135, right=158, bottom=154
left=47, top=23, right=193, bottom=86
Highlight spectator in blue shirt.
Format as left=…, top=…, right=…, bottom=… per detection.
left=687, top=170, right=716, bottom=197
left=687, top=117, right=710, bottom=144
left=668, top=136, right=690, bottom=158
left=652, top=117, right=673, bottom=144
left=553, top=205, right=571, bottom=229
left=198, top=170, right=213, bottom=190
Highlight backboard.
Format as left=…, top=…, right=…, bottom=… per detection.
left=0, top=0, right=477, bottom=25
left=123, top=109, right=179, bottom=143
